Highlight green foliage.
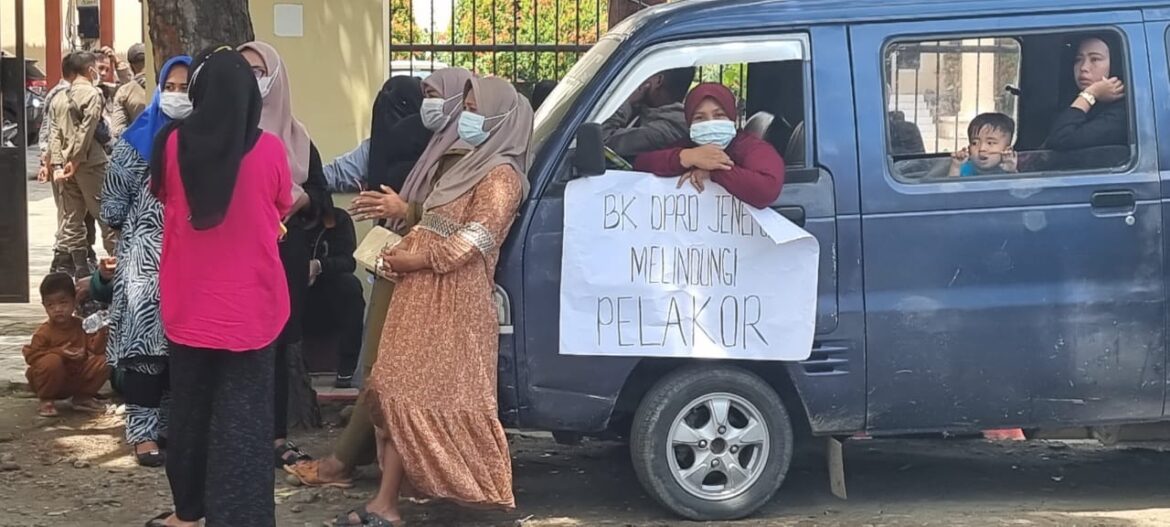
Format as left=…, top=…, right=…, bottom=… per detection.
left=390, top=0, right=609, bottom=83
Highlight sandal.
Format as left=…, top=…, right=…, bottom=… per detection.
left=289, top=459, right=354, bottom=488
left=37, top=402, right=59, bottom=417
left=144, top=512, right=171, bottom=527
left=275, top=440, right=313, bottom=472
left=71, top=398, right=107, bottom=413
left=334, top=506, right=404, bottom=527
left=134, top=444, right=166, bottom=468
left=334, top=506, right=368, bottom=526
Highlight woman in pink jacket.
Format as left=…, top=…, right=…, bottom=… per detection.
left=145, top=46, right=292, bottom=527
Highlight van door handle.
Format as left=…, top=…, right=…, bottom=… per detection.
left=773, top=206, right=806, bottom=226
left=1090, top=190, right=1135, bottom=213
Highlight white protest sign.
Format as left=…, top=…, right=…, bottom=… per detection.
left=559, top=171, right=819, bottom=361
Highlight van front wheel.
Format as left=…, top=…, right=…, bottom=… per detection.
left=630, top=365, right=793, bottom=521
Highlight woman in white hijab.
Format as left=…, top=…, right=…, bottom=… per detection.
left=239, top=40, right=330, bottom=472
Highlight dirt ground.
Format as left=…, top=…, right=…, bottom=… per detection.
left=2, top=393, right=1170, bottom=527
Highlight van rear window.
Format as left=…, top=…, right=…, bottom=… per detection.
left=884, top=29, right=1135, bottom=182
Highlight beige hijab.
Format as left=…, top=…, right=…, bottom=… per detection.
left=424, top=77, right=533, bottom=210
left=399, top=67, right=474, bottom=204
left=238, top=41, right=311, bottom=199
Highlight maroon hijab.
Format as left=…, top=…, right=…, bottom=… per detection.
left=683, top=83, right=739, bottom=124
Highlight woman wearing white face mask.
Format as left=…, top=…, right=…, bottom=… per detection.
left=289, top=67, right=475, bottom=491
left=349, top=67, right=474, bottom=225
left=99, top=54, right=192, bottom=467
left=635, top=82, right=786, bottom=209
left=239, top=40, right=333, bottom=472
left=333, top=77, right=531, bottom=526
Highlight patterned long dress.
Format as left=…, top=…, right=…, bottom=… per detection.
left=101, top=140, right=168, bottom=444
left=367, top=165, right=521, bottom=509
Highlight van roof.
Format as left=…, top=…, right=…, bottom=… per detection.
left=621, top=0, right=1170, bottom=36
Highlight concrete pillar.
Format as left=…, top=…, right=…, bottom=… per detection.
left=45, top=0, right=62, bottom=85
left=99, top=0, right=114, bottom=47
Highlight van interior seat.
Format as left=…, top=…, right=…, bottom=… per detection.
left=744, top=111, right=775, bottom=140
left=785, top=120, right=806, bottom=167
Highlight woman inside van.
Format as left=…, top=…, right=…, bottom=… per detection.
left=634, top=82, right=785, bottom=209
left=1045, top=34, right=1128, bottom=152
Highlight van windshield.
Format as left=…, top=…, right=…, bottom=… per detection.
left=532, top=36, right=623, bottom=152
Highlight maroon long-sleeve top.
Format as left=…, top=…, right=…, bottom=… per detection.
left=632, top=83, right=786, bottom=209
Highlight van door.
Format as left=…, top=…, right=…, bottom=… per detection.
left=852, top=12, right=1165, bottom=431
left=1143, top=11, right=1170, bottom=416
left=512, top=31, right=856, bottom=433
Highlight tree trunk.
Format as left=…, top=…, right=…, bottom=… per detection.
left=146, top=0, right=255, bottom=68
left=608, top=0, right=668, bottom=28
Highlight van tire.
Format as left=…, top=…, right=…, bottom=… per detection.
left=629, top=365, right=793, bottom=521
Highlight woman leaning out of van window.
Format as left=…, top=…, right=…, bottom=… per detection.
left=1045, top=33, right=1128, bottom=151
left=633, top=82, right=785, bottom=209
left=335, top=77, right=532, bottom=526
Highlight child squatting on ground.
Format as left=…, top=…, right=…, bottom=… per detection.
left=949, top=112, right=1020, bottom=178
left=22, top=272, right=109, bottom=417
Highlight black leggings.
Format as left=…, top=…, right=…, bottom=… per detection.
left=167, top=342, right=275, bottom=526
left=276, top=227, right=309, bottom=442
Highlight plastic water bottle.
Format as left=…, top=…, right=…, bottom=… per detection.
left=82, top=310, right=110, bottom=334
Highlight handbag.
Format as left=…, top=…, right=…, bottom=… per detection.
left=353, top=225, right=403, bottom=273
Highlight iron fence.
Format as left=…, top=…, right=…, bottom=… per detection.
left=389, top=0, right=609, bottom=90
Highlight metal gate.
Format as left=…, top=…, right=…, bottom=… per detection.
left=388, top=0, right=610, bottom=91
left=0, top=0, right=30, bottom=303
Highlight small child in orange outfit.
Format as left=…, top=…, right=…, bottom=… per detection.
left=23, top=272, right=109, bottom=417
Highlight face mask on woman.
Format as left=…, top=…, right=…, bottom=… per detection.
left=420, top=95, right=455, bottom=131
left=257, top=75, right=276, bottom=98
left=458, top=112, right=490, bottom=146
left=457, top=103, right=517, bottom=147
left=690, top=119, right=737, bottom=149
left=160, top=92, right=193, bottom=119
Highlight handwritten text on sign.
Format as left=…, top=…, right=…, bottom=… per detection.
left=559, top=171, right=819, bottom=361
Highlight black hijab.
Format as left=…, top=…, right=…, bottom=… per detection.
left=150, top=46, right=263, bottom=230
left=368, top=76, right=430, bottom=191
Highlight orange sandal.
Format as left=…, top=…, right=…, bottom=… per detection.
left=290, top=460, right=354, bottom=488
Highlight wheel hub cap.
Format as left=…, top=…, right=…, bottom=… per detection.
left=667, top=393, right=770, bottom=501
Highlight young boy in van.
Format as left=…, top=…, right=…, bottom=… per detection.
left=23, top=273, right=109, bottom=417
left=949, top=112, right=1019, bottom=178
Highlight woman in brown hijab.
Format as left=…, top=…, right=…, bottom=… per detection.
left=336, top=77, right=531, bottom=526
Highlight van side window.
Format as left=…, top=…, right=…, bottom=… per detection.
left=886, top=30, right=1135, bottom=182
left=589, top=36, right=812, bottom=173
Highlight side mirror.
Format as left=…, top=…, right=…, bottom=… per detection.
left=572, top=123, right=606, bottom=178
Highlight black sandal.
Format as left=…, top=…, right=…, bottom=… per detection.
left=135, top=445, right=166, bottom=468
left=334, top=506, right=368, bottom=526
left=334, top=506, right=405, bottom=527
left=144, top=511, right=171, bottom=527
left=275, top=440, right=312, bottom=471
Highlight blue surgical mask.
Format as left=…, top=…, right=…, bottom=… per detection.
left=457, top=101, right=518, bottom=147
left=690, top=119, right=737, bottom=149
left=458, top=112, right=490, bottom=146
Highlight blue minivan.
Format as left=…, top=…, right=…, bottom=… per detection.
left=492, top=0, right=1170, bottom=520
